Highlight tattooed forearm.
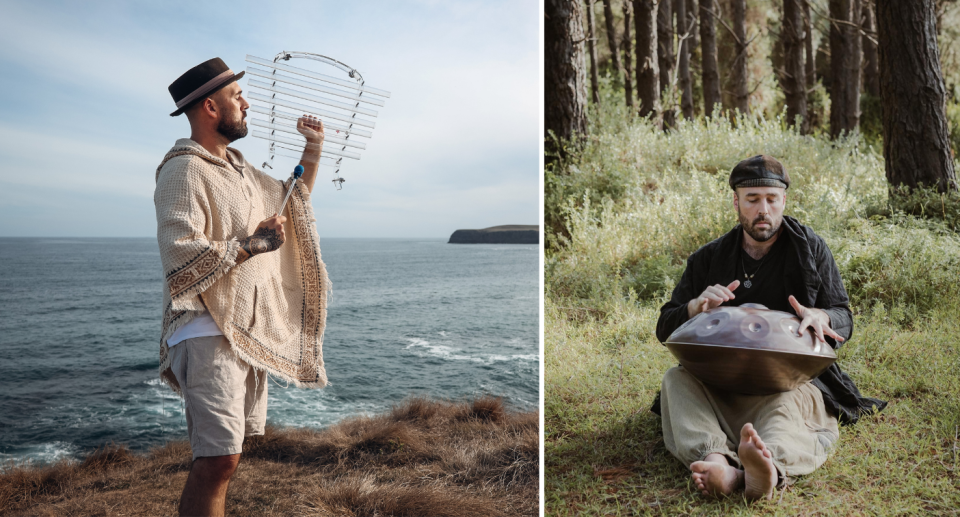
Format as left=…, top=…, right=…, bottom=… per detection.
left=239, top=226, right=283, bottom=257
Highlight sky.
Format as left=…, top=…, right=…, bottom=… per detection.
left=0, top=0, right=540, bottom=238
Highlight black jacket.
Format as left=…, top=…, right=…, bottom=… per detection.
left=653, top=216, right=887, bottom=425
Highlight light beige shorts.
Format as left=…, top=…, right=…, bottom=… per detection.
left=169, top=335, right=268, bottom=460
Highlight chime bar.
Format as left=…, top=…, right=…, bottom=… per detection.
left=245, top=66, right=386, bottom=107
left=270, top=149, right=339, bottom=167
left=248, top=105, right=373, bottom=138
left=270, top=142, right=343, bottom=164
left=246, top=55, right=391, bottom=98
left=252, top=130, right=361, bottom=160
left=248, top=79, right=379, bottom=117
left=248, top=118, right=367, bottom=150
left=248, top=92, right=376, bottom=129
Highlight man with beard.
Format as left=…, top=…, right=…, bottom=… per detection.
left=155, top=58, right=331, bottom=517
left=653, top=155, right=885, bottom=500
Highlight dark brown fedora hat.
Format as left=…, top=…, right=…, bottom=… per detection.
left=168, top=57, right=245, bottom=117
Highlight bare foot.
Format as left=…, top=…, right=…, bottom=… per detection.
left=738, top=423, right=778, bottom=500
left=690, top=453, right=743, bottom=497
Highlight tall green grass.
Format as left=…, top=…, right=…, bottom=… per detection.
left=545, top=103, right=960, bottom=515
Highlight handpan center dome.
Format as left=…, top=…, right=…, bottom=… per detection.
left=664, top=305, right=837, bottom=395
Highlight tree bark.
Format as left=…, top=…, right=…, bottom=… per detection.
left=586, top=0, right=601, bottom=104
left=862, top=0, right=879, bottom=97
left=877, top=0, right=958, bottom=192
left=783, top=0, right=808, bottom=132
left=804, top=0, right=815, bottom=89
left=658, top=0, right=676, bottom=127
left=675, top=0, right=694, bottom=119
left=685, top=0, right=699, bottom=51
left=545, top=0, right=589, bottom=151
left=620, top=0, right=633, bottom=108
left=601, top=0, right=623, bottom=85
left=829, top=0, right=862, bottom=138
left=634, top=0, right=661, bottom=123
left=731, top=0, right=749, bottom=114
left=622, top=1, right=636, bottom=108
left=699, top=0, right=721, bottom=117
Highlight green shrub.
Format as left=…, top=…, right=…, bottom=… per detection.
left=833, top=217, right=960, bottom=320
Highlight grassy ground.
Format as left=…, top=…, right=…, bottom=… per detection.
left=545, top=105, right=960, bottom=515
left=0, top=397, right=538, bottom=517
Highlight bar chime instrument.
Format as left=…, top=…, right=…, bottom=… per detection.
left=245, top=51, right=390, bottom=190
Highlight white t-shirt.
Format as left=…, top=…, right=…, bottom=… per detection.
left=167, top=311, right=224, bottom=346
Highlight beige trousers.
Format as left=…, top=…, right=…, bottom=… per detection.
left=660, top=366, right=839, bottom=482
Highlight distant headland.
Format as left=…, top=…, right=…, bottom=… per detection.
left=448, top=225, right=539, bottom=244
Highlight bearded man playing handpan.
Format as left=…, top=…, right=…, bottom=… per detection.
left=155, top=57, right=332, bottom=517
left=653, top=155, right=886, bottom=500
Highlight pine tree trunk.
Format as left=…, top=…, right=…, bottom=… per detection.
left=862, top=0, right=880, bottom=97
left=545, top=0, right=589, bottom=152
left=699, top=0, right=721, bottom=117
left=783, top=0, right=808, bottom=132
left=658, top=0, right=676, bottom=127
left=804, top=0, right=815, bottom=89
left=634, top=0, right=661, bottom=123
left=623, top=1, right=636, bottom=108
left=586, top=0, right=602, bottom=104
left=829, top=0, right=862, bottom=138
left=602, top=0, right=624, bottom=85
left=685, top=0, right=699, bottom=50
left=675, top=0, right=694, bottom=119
left=877, top=0, right=958, bottom=192
left=731, top=0, right=749, bottom=114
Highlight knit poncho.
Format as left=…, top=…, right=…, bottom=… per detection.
left=154, top=138, right=330, bottom=392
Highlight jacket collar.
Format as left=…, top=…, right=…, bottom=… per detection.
left=711, top=215, right=822, bottom=305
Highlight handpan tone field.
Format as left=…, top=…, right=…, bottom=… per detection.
left=245, top=51, right=390, bottom=189
left=664, top=304, right=836, bottom=395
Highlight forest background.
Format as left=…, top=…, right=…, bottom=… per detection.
left=545, top=0, right=960, bottom=514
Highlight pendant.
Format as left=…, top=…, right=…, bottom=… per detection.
left=744, top=279, right=753, bottom=289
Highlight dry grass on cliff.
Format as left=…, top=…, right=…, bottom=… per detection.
left=0, top=397, right=539, bottom=517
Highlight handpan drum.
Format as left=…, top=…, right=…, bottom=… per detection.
left=664, top=304, right=836, bottom=395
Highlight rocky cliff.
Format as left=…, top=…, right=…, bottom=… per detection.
left=448, top=225, right=539, bottom=244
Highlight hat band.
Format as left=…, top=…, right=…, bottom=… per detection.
left=175, top=69, right=236, bottom=109
left=734, top=178, right=787, bottom=189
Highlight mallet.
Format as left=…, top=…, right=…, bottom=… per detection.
left=278, top=164, right=304, bottom=215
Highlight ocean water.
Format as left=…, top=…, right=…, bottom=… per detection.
left=0, top=238, right=538, bottom=465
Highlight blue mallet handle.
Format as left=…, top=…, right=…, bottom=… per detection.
left=278, top=165, right=305, bottom=215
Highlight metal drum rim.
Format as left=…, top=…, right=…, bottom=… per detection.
left=664, top=340, right=837, bottom=359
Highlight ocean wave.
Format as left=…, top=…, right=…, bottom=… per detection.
left=404, top=338, right=538, bottom=365
left=0, top=441, right=80, bottom=469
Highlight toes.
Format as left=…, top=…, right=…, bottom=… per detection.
left=749, top=433, right=769, bottom=454
left=690, top=461, right=709, bottom=474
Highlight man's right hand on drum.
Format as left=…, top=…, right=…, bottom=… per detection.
left=687, top=280, right=741, bottom=319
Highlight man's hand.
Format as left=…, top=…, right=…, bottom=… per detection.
left=236, top=214, right=286, bottom=264
left=295, top=115, right=323, bottom=194
left=687, top=280, right=741, bottom=319
left=297, top=114, right=324, bottom=145
left=788, top=295, right=844, bottom=344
